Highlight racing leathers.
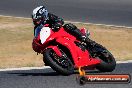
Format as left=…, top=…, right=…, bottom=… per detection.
left=34, top=13, right=93, bottom=46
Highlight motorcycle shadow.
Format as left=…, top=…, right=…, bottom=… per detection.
left=7, top=68, right=102, bottom=76
left=7, top=68, right=60, bottom=76
left=74, top=70, right=103, bottom=75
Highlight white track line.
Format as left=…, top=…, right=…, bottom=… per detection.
left=0, top=66, right=51, bottom=71
left=0, top=60, right=132, bottom=71
left=0, top=15, right=132, bottom=29
left=117, top=60, right=132, bottom=64
left=0, top=15, right=31, bottom=19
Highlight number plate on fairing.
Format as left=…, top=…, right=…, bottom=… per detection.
left=40, top=27, right=51, bottom=44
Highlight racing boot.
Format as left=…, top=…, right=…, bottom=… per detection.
left=72, top=27, right=96, bottom=47
left=63, top=23, right=96, bottom=47
left=79, top=35, right=97, bottom=47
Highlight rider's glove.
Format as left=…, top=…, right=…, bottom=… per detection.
left=52, top=23, right=61, bottom=32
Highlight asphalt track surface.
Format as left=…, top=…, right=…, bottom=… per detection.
left=0, top=0, right=132, bottom=27
left=0, top=63, right=131, bottom=88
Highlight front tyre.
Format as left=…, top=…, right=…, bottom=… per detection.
left=43, top=48, right=74, bottom=75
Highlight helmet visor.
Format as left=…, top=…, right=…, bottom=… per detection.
left=33, top=17, right=45, bottom=25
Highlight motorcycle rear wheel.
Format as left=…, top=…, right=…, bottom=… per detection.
left=43, top=48, right=74, bottom=75
left=92, top=43, right=116, bottom=72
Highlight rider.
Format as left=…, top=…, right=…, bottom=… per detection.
left=32, top=6, right=93, bottom=46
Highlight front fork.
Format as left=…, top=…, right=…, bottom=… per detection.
left=47, top=45, right=62, bottom=57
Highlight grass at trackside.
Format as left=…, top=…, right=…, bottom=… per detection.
left=0, top=16, right=44, bottom=68
left=0, top=16, right=132, bottom=68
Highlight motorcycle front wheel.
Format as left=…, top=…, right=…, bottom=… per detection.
left=43, top=48, right=74, bottom=75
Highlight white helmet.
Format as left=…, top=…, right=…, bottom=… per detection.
left=32, top=6, right=48, bottom=25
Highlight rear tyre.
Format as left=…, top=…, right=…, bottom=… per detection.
left=43, top=48, right=74, bottom=75
left=91, top=43, right=116, bottom=72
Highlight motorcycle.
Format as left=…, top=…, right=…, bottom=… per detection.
left=32, top=24, right=116, bottom=75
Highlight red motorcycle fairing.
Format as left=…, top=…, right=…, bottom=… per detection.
left=32, top=36, right=43, bottom=53
left=43, top=27, right=101, bottom=68
left=32, top=26, right=54, bottom=53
